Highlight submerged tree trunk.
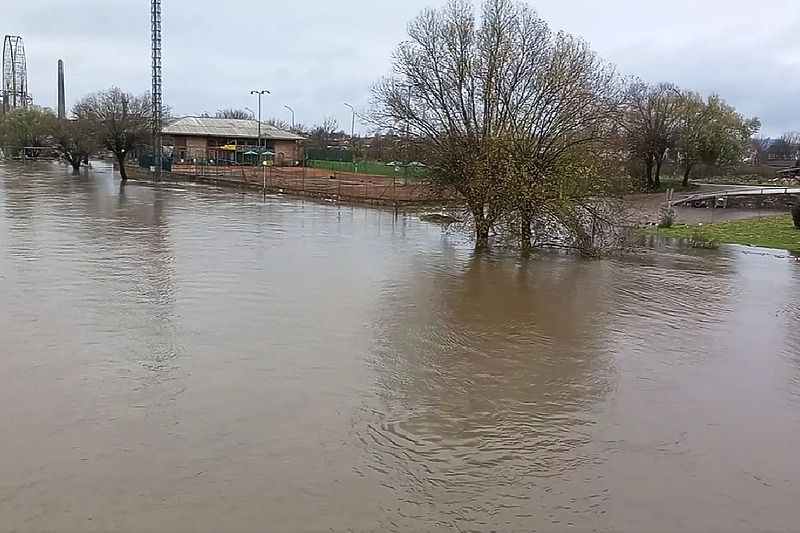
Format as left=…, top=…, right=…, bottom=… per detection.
left=469, top=202, right=492, bottom=252
left=475, top=222, right=490, bottom=252
left=60, top=151, right=83, bottom=174
left=520, top=211, right=533, bottom=255
left=117, top=153, right=128, bottom=182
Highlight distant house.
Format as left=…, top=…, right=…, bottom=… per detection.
left=752, top=138, right=800, bottom=168
left=163, top=116, right=305, bottom=166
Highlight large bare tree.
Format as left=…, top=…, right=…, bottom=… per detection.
left=307, top=116, right=340, bottom=149
left=74, top=87, right=152, bottom=181
left=371, top=0, right=625, bottom=253
left=621, top=82, right=684, bottom=190
left=777, top=132, right=800, bottom=161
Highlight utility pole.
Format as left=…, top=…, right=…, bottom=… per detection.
left=151, top=0, right=163, bottom=180
left=250, top=89, right=270, bottom=160
left=284, top=105, right=295, bottom=129
left=344, top=102, right=355, bottom=153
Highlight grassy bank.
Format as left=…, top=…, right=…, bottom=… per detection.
left=642, top=214, right=800, bottom=252
left=306, top=159, right=427, bottom=179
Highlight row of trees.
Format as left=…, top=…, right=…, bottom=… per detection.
left=752, top=132, right=800, bottom=163
left=0, top=87, right=153, bottom=180
left=370, top=0, right=760, bottom=253
left=622, top=84, right=759, bottom=189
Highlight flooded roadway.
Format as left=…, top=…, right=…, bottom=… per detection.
left=1, top=162, right=800, bottom=531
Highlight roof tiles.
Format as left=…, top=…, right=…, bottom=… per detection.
left=163, top=116, right=304, bottom=141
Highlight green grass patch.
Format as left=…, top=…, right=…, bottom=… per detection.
left=641, top=214, right=800, bottom=252
left=306, top=159, right=428, bottom=178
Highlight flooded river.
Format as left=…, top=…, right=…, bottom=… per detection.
left=1, top=162, right=800, bottom=532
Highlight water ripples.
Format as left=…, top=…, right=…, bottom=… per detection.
left=2, top=163, right=800, bottom=531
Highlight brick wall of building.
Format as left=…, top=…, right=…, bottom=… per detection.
left=273, top=140, right=303, bottom=165
left=169, top=134, right=302, bottom=165
left=186, top=137, right=208, bottom=160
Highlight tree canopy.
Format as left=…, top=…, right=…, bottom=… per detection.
left=372, top=0, right=627, bottom=253
left=74, top=87, right=152, bottom=181
left=216, top=108, right=253, bottom=120
left=674, top=93, right=759, bottom=186
left=51, top=117, right=100, bottom=173
left=0, top=107, right=57, bottom=158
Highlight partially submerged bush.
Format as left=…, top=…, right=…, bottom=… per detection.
left=687, top=230, right=719, bottom=250
left=792, top=202, right=800, bottom=229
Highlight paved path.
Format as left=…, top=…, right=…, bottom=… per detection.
left=670, top=187, right=800, bottom=207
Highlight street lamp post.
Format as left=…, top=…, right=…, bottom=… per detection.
left=250, top=89, right=270, bottom=160
left=262, top=159, right=268, bottom=198
left=284, top=105, right=295, bottom=129
left=344, top=102, right=355, bottom=153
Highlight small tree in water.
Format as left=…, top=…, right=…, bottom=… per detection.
left=74, top=87, right=152, bottom=181
left=370, top=0, right=628, bottom=254
left=51, top=117, right=99, bottom=173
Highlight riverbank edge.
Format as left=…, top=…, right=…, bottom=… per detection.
left=640, top=214, right=800, bottom=252
left=127, top=167, right=460, bottom=211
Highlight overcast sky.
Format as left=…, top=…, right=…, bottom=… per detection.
left=2, top=0, right=798, bottom=136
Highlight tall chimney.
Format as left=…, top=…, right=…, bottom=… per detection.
left=57, top=59, right=66, bottom=120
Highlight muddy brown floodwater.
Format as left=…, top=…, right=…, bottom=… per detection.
left=1, top=162, right=800, bottom=532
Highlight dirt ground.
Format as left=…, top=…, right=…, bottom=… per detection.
left=169, top=164, right=451, bottom=202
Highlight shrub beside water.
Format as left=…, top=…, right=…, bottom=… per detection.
left=658, top=207, right=675, bottom=229
left=792, top=203, right=800, bottom=230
